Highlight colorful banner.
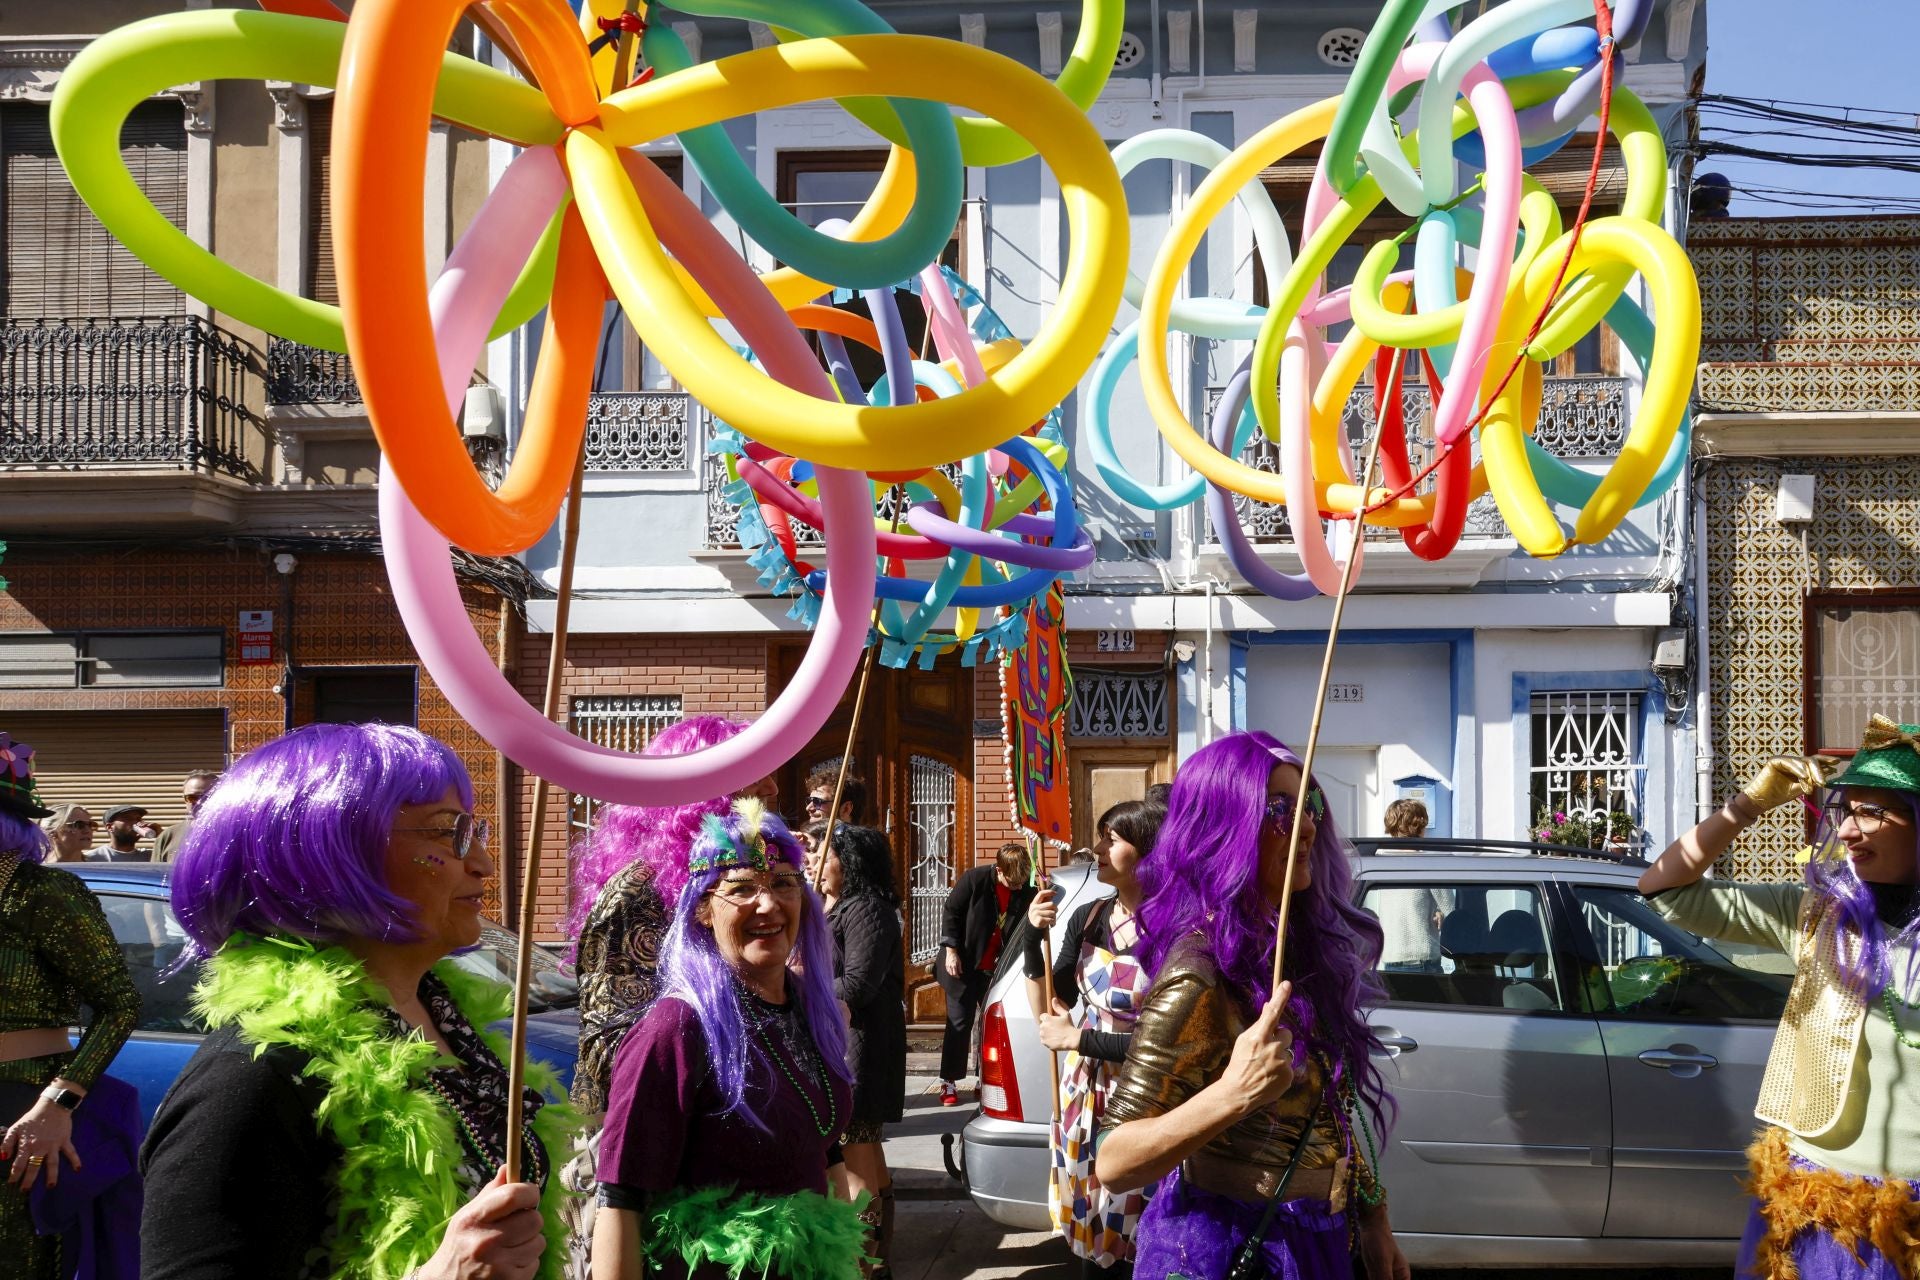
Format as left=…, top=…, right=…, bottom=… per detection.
left=1001, top=581, right=1072, bottom=850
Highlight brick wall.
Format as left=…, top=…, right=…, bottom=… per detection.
left=0, top=544, right=508, bottom=911
left=509, top=631, right=774, bottom=939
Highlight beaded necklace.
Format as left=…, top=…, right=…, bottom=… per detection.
left=745, top=993, right=838, bottom=1139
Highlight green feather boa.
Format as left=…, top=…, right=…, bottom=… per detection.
left=645, top=1184, right=869, bottom=1280
left=192, top=933, right=583, bottom=1280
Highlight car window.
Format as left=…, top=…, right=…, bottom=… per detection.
left=1573, top=886, right=1791, bottom=1022
left=450, top=924, right=579, bottom=1012
left=1360, top=882, right=1562, bottom=1011
left=95, top=892, right=206, bottom=1034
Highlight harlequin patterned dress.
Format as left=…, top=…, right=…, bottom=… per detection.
left=1049, top=933, right=1152, bottom=1267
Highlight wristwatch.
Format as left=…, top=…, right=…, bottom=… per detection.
left=39, top=1085, right=82, bottom=1112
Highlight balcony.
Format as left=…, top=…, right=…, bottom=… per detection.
left=585, top=391, right=696, bottom=473
left=1691, top=215, right=1920, bottom=419
left=0, top=315, right=267, bottom=528
left=266, top=337, right=360, bottom=406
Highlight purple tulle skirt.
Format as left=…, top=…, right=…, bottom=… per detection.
left=1737, top=1186, right=1915, bottom=1280
left=1130, top=1168, right=1349, bottom=1280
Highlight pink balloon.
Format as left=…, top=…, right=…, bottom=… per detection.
left=379, top=151, right=877, bottom=803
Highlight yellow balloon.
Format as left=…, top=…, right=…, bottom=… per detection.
left=1478, top=217, right=1700, bottom=557
left=577, top=35, right=1127, bottom=473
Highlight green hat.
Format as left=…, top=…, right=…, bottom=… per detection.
left=1829, top=715, right=1920, bottom=796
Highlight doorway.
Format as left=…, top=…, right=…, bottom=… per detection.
left=771, top=648, right=973, bottom=1022
left=1310, top=746, right=1382, bottom=838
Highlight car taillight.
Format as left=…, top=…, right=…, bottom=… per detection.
left=978, top=1001, right=1022, bottom=1121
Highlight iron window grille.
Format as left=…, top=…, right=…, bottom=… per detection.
left=566, top=695, right=684, bottom=839
left=1069, top=668, right=1169, bottom=740
left=1528, top=690, right=1645, bottom=851
left=907, top=753, right=957, bottom=964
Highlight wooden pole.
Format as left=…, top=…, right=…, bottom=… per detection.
left=1035, top=835, right=1060, bottom=1122
left=813, top=486, right=903, bottom=893
left=504, top=452, right=586, bottom=1182
left=1270, top=350, right=1402, bottom=994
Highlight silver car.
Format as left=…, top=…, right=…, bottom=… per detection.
left=960, top=840, right=1791, bottom=1267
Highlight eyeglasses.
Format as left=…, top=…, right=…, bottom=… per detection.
left=394, top=812, right=490, bottom=860
left=804, top=793, right=831, bottom=811
left=62, top=820, right=98, bottom=831
left=708, top=872, right=808, bottom=905
left=1826, top=798, right=1912, bottom=836
left=1264, top=788, right=1327, bottom=832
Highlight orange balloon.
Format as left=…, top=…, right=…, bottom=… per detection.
left=335, top=0, right=601, bottom=555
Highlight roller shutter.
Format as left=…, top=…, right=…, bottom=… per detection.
left=0, top=710, right=225, bottom=849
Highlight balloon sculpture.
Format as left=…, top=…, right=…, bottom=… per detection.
left=48, top=0, right=1699, bottom=805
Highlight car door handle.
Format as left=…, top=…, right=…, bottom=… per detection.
left=1638, top=1047, right=1718, bottom=1076
left=1371, top=1031, right=1418, bottom=1057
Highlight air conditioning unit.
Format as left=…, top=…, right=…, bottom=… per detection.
left=461, top=385, right=506, bottom=441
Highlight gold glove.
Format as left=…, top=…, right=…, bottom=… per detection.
left=1740, top=756, right=1844, bottom=813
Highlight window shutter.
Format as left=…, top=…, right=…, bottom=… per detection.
left=308, top=98, right=336, bottom=307
left=2, top=101, right=187, bottom=319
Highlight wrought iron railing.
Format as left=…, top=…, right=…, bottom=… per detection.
left=585, top=391, right=694, bottom=472
left=265, top=337, right=360, bottom=405
left=1533, top=376, right=1628, bottom=456
left=1, top=316, right=262, bottom=478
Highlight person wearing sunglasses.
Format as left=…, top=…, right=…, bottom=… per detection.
left=592, top=798, right=863, bottom=1280
left=804, top=761, right=868, bottom=829
left=1639, top=716, right=1920, bottom=1280
left=140, top=723, right=577, bottom=1280
left=40, top=804, right=97, bottom=864
left=1096, top=731, right=1405, bottom=1280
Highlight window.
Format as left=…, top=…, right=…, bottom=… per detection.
left=1807, top=595, right=1920, bottom=755
left=1529, top=690, right=1643, bottom=850
left=296, top=667, right=418, bottom=727
left=907, top=753, right=957, bottom=963
left=0, top=632, right=222, bottom=688
left=307, top=96, right=337, bottom=307
left=1360, top=882, right=1561, bottom=1010
left=1069, top=668, right=1169, bottom=740
left=565, top=695, right=683, bottom=838
left=1573, top=887, right=1791, bottom=1021
left=96, top=893, right=202, bottom=1034
left=1, top=101, right=186, bottom=318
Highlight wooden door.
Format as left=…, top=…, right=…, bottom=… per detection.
left=1069, top=746, right=1174, bottom=854
left=770, top=647, right=972, bottom=1023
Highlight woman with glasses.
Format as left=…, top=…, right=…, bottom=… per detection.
left=592, top=799, right=864, bottom=1280
left=1639, top=716, right=1920, bottom=1280
left=39, top=804, right=97, bottom=863
left=140, top=723, right=579, bottom=1280
left=1, top=736, right=142, bottom=1280
left=819, top=823, right=907, bottom=1279
left=1095, top=731, right=1405, bottom=1280
left=1024, top=796, right=1165, bottom=1279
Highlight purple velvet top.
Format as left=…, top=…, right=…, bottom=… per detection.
left=598, top=993, right=851, bottom=1197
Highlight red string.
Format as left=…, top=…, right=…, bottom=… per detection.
left=1352, top=0, right=1617, bottom=518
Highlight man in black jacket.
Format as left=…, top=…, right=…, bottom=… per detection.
left=934, top=842, right=1034, bottom=1105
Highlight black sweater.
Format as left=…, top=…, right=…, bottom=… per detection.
left=140, top=1025, right=337, bottom=1279
left=1021, top=897, right=1135, bottom=1063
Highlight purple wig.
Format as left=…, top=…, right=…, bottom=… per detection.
left=564, top=716, right=750, bottom=942
left=655, top=805, right=850, bottom=1126
left=1805, top=785, right=1920, bottom=998
left=171, top=723, right=474, bottom=955
left=1, top=810, right=49, bottom=863
left=1137, top=730, right=1393, bottom=1135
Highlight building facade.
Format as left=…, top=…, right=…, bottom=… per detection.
left=1689, top=215, right=1920, bottom=882
left=0, top=2, right=516, bottom=907
left=487, top=0, right=1710, bottom=963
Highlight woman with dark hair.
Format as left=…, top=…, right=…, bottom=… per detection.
left=1024, top=797, right=1165, bottom=1278
left=1639, top=717, right=1920, bottom=1280
left=140, top=723, right=578, bottom=1280
left=0, top=733, right=141, bottom=1280
left=820, top=823, right=907, bottom=1278
left=592, top=799, right=863, bottom=1280
left=1096, top=731, right=1405, bottom=1280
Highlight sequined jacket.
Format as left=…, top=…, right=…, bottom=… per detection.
left=0, top=857, right=140, bottom=1087
left=571, top=860, right=670, bottom=1117
left=1101, top=933, right=1376, bottom=1202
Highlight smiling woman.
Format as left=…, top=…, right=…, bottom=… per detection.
left=139, top=723, right=581, bottom=1280
left=1638, top=716, right=1920, bottom=1280
left=591, top=799, right=865, bottom=1280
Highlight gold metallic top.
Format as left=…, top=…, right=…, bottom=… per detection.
left=0, top=857, right=141, bottom=1087
left=1103, top=933, right=1352, bottom=1178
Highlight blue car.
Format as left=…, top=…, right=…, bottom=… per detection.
left=65, top=863, right=582, bottom=1130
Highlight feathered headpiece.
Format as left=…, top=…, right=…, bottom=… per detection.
left=687, top=797, right=774, bottom=876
